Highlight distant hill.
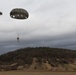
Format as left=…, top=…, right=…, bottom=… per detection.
left=0, top=47, right=76, bottom=71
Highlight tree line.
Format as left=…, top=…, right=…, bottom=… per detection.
left=0, top=47, right=76, bottom=66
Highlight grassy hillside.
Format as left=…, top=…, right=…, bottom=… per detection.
left=0, top=47, right=76, bottom=71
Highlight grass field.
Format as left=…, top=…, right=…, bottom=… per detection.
left=0, top=71, right=76, bottom=75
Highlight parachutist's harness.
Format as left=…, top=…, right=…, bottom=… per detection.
left=17, top=37, right=19, bottom=42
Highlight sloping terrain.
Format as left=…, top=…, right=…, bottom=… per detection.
left=0, top=47, right=76, bottom=71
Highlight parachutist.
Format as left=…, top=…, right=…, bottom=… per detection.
left=17, top=36, right=19, bottom=42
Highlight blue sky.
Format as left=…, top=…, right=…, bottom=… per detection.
left=0, top=0, right=76, bottom=54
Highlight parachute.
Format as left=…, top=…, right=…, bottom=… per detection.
left=10, top=8, right=29, bottom=19
left=0, top=12, right=2, bottom=15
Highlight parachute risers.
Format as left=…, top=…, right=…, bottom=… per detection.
left=10, top=8, right=29, bottom=42
left=10, top=8, right=29, bottom=19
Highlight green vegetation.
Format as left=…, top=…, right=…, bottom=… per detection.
left=0, top=47, right=76, bottom=71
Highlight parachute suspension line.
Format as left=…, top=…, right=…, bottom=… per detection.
left=13, top=21, right=20, bottom=42
left=15, top=27, right=20, bottom=42
left=17, top=34, right=19, bottom=42
left=11, top=18, right=20, bottom=42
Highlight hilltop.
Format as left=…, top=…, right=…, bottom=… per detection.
left=0, top=47, right=76, bottom=71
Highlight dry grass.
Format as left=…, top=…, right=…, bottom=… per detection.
left=0, top=71, right=76, bottom=75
